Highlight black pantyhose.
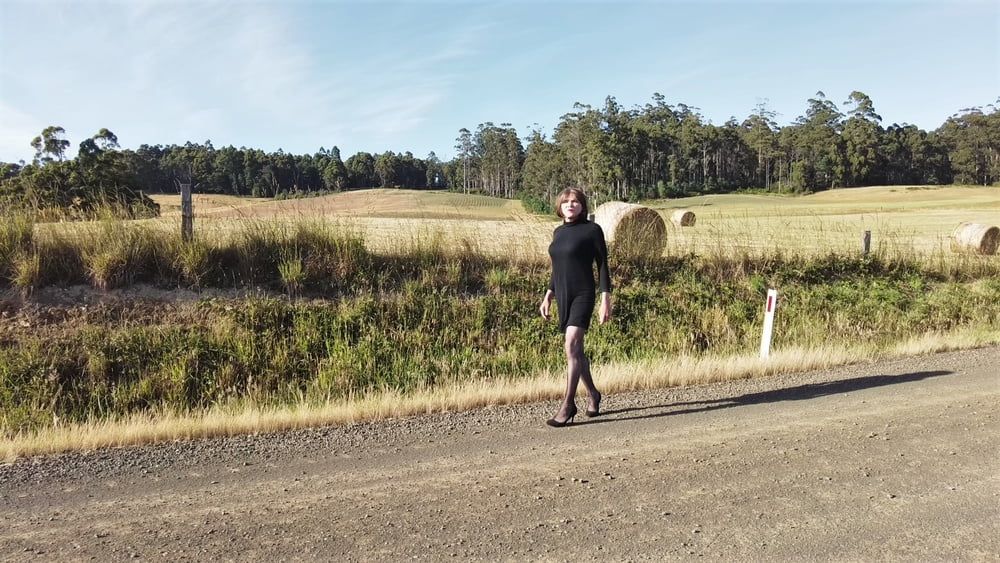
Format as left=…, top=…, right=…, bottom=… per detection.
left=554, top=327, right=601, bottom=422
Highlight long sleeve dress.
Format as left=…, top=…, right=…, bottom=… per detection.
left=547, top=219, right=612, bottom=332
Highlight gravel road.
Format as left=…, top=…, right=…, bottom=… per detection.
left=2, top=347, right=998, bottom=561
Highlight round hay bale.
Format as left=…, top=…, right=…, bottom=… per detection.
left=671, top=209, right=696, bottom=227
left=952, top=222, right=1000, bottom=255
left=592, top=201, right=666, bottom=257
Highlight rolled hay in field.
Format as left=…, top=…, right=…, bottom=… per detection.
left=951, top=222, right=1000, bottom=255
left=593, top=201, right=666, bottom=258
left=671, top=209, right=696, bottom=227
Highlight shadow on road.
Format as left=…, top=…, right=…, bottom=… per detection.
left=582, top=369, right=953, bottom=425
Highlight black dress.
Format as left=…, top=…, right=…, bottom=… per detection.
left=548, top=219, right=612, bottom=332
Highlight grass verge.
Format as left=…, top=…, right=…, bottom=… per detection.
left=3, top=326, right=997, bottom=462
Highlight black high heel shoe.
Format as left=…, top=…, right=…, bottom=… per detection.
left=546, top=404, right=577, bottom=428
left=586, top=392, right=602, bottom=418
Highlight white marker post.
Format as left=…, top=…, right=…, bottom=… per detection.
left=759, top=289, right=778, bottom=359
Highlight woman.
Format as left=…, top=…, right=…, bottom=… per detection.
left=539, top=187, right=612, bottom=427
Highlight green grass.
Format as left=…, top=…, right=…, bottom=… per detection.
left=3, top=234, right=1000, bottom=436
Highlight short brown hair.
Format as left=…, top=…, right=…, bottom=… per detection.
left=554, top=187, right=589, bottom=220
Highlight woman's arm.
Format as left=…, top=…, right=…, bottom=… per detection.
left=593, top=225, right=612, bottom=295
left=593, top=225, right=612, bottom=324
left=598, top=291, right=612, bottom=324
left=539, top=289, right=554, bottom=320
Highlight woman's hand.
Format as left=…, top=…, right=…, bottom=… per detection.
left=539, top=291, right=553, bottom=320
left=598, top=292, right=612, bottom=324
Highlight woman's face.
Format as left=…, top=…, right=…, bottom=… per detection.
left=561, top=194, right=583, bottom=222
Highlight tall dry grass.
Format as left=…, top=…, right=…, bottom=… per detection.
left=0, top=210, right=33, bottom=280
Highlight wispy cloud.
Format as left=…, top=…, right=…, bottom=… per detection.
left=116, top=1, right=341, bottom=142
left=0, top=0, right=490, bottom=159
left=341, top=21, right=489, bottom=140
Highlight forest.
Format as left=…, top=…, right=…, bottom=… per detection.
left=1, top=91, right=998, bottom=217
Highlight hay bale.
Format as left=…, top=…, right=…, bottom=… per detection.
left=671, top=209, right=696, bottom=227
left=593, top=201, right=666, bottom=257
left=952, top=222, right=1000, bottom=255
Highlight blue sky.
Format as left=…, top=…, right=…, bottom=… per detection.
left=1, top=0, right=997, bottom=164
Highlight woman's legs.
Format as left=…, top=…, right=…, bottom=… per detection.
left=579, top=354, right=601, bottom=414
left=554, top=326, right=600, bottom=420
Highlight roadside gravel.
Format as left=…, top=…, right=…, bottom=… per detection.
left=2, top=347, right=998, bottom=561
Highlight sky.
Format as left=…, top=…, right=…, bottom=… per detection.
left=1, top=0, right=997, bottom=164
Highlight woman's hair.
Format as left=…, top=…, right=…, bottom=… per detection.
left=554, top=187, right=589, bottom=220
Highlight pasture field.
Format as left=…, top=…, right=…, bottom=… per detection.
left=140, top=185, right=1000, bottom=258
left=152, top=189, right=529, bottom=222
left=102, top=189, right=549, bottom=258
left=650, top=185, right=1000, bottom=257
left=148, top=193, right=271, bottom=216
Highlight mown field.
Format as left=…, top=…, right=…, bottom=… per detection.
left=2, top=185, right=999, bottom=459
left=654, top=185, right=1000, bottom=256
left=141, top=185, right=1000, bottom=258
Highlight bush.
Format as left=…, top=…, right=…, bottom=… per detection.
left=519, top=192, right=551, bottom=215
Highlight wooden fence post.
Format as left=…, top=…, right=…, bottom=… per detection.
left=862, top=230, right=871, bottom=256
left=180, top=182, right=193, bottom=243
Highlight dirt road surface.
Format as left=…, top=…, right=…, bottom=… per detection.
left=2, top=348, right=998, bottom=561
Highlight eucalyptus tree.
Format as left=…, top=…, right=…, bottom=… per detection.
left=213, top=146, right=245, bottom=194
left=938, top=104, right=1000, bottom=185
left=635, top=93, right=680, bottom=196
left=398, top=151, right=427, bottom=188
left=243, top=148, right=268, bottom=196
left=424, top=151, right=446, bottom=188
left=269, top=151, right=298, bottom=193
left=30, top=126, right=71, bottom=165
left=132, top=144, right=173, bottom=194
left=841, top=91, right=883, bottom=186
left=321, top=146, right=349, bottom=191
left=192, top=141, right=220, bottom=191
left=454, top=128, right=475, bottom=193
left=598, top=96, right=639, bottom=201
left=742, top=100, right=779, bottom=190
left=473, top=122, right=523, bottom=198
left=880, top=124, right=915, bottom=184
left=93, top=128, right=119, bottom=151
left=789, top=91, right=846, bottom=190
left=625, top=115, right=655, bottom=197
left=160, top=142, right=202, bottom=190
left=345, top=151, right=377, bottom=189
left=75, top=128, right=134, bottom=200
left=880, top=124, right=945, bottom=185
left=374, top=151, right=403, bottom=188
left=3, top=127, right=156, bottom=214
left=709, top=119, right=755, bottom=192
left=553, top=103, right=608, bottom=198
left=675, top=104, right=709, bottom=192
left=295, top=153, right=323, bottom=192
left=521, top=129, right=568, bottom=204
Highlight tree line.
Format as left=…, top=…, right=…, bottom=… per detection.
left=1, top=90, right=998, bottom=216
left=513, top=91, right=999, bottom=208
